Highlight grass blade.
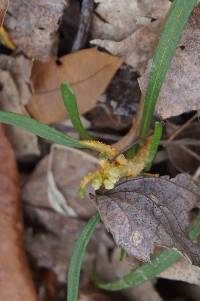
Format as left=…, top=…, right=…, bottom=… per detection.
left=67, top=212, right=101, bottom=301
left=144, top=121, right=163, bottom=171
left=61, top=82, right=92, bottom=140
left=0, top=111, right=85, bottom=148
left=139, top=0, right=197, bottom=137
left=95, top=213, right=200, bottom=291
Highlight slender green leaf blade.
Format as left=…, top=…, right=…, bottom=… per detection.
left=139, top=0, right=197, bottom=137
left=67, top=212, right=101, bottom=301
left=96, top=213, right=200, bottom=291
left=145, top=121, right=163, bottom=171
left=61, top=82, right=92, bottom=140
left=0, top=111, right=85, bottom=148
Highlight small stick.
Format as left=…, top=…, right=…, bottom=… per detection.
left=72, top=0, right=94, bottom=51
left=167, top=112, right=199, bottom=142
left=180, top=145, right=200, bottom=162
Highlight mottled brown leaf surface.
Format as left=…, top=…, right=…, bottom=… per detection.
left=5, top=0, right=66, bottom=61
left=160, top=257, right=200, bottom=285
left=0, top=55, right=40, bottom=158
left=25, top=205, right=112, bottom=286
left=95, top=174, right=200, bottom=265
left=91, top=0, right=170, bottom=72
left=0, top=125, right=37, bottom=301
left=23, top=146, right=98, bottom=218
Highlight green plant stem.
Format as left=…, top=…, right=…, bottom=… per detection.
left=145, top=121, right=163, bottom=171
left=67, top=212, right=101, bottom=301
left=61, top=81, right=92, bottom=140
left=95, top=212, right=200, bottom=291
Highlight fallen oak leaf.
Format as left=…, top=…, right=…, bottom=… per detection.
left=94, top=174, right=200, bottom=265
left=27, top=48, right=122, bottom=124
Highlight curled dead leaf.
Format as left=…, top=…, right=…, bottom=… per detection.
left=94, top=174, right=200, bottom=265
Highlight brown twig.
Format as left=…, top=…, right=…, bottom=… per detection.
left=72, top=0, right=94, bottom=51
left=161, top=138, right=200, bottom=146
left=113, top=96, right=145, bottom=153
left=180, top=145, right=200, bottom=162
left=167, top=112, right=199, bottom=142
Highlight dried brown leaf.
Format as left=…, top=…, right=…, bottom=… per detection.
left=0, top=125, right=37, bottom=301
left=96, top=246, right=162, bottom=301
left=0, top=0, right=9, bottom=26
left=0, top=55, right=40, bottom=158
left=166, top=122, right=200, bottom=174
left=139, top=4, right=200, bottom=119
left=25, top=207, right=112, bottom=285
left=160, top=257, right=200, bottom=285
left=95, top=174, right=200, bottom=265
left=27, top=48, right=122, bottom=124
left=79, top=292, right=112, bottom=301
left=4, top=0, right=66, bottom=61
left=23, top=145, right=98, bottom=218
left=92, top=0, right=170, bottom=41
left=91, top=0, right=170, bottom=72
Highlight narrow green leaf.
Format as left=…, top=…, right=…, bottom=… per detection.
left=145, top=121, right=163, bottom=171
left=95, top=213, right=200, bottom=291
left=61, top=81, right=92, bottom=140
left=139, top=0, right=197, bottom=137
left=67, top=212, right=101, bottom=301
left=0, top=111, right=85, bottom=148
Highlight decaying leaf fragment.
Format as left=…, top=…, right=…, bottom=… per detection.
left=91, top=0, right=170, bottom=72
left=95, top=174, right=200, bottom=265
left=139, top=3, right=200, bottom=119
left=4, top=0, right=66, bottom=61
left=160, top=257, right=200, bottom=285
left=0, top=55, right=40, bottom=158
left=0, top=125, right=37, bottom=301
left=0, top=0, right=9, bottom=26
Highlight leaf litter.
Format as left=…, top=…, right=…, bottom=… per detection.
left=95, top=174, right=200, bottom=265
left=27, top=48, right=122, bottom=124
left=0, top=55, right=40, bottom=158
left=23, top=145, right=98, bottom=219
left=139, top=3, right=200, bottom=119
left=0, top=125, right=37, bottom=301
left=0, top=0, right=200, bottom=299
left=4, top=0, right=66, bottom=61
left=91, top=0, right=170, bottom=73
